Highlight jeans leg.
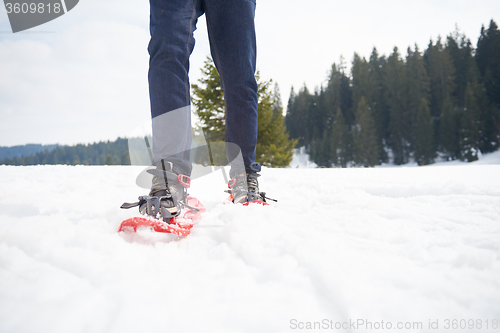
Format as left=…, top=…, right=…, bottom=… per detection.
left=203, top=0, right=258, bottom=174
left=148, top=0, right=204, bottom=175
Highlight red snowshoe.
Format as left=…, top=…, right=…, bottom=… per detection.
left=119, top=196, right=205, bottom=237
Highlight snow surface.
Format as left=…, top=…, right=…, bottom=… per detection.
left=1, top=152, right=500, bottom=333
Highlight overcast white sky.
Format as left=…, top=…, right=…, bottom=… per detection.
left=0, top=0, right=499, bottom=146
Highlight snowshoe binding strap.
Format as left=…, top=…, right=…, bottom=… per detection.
left=147, top=169, right=191, bottom=188
left=258, top=192, right=277, bottom=203
left=121, top=195, right=179, bottom=221
left=120, top=201, right=141, bottom=209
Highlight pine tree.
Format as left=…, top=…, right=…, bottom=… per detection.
left=311, top=130, right=331, bottom=167
left=425, top=38, right=459, bottom=158
left=459, top=83, right=481, bottom=161
left=323, top=59, right=353, bottom=126
left=475, top=81, right=497, bottom=153
left=273, top=84, right=283, bottom=115
left=439, top=97, right=460, bottom=159
left=446, top=30, right=491, bottom=160
left=446, top=30, right=477, bottom=108
left=386, top=47, right=410, bottom=164
left=476, top=20, right=500, bottom=109
left=313, top=60, right=354, bottom=167
left=425, top=38, right=457, bottom=119
left=192, top=57, right=296, bottom=167
left=285, top=85, right=312, bottom=147
left=476, top=20, right=500, bottom=152
left=339, top=61, right=354, bottom=127
left=312, top=63, right=344, bottom=166
left=406, top=45, right=431, bottom=155
left=330, top=107, right=350, bottom=167
left=414, top=98, right=435, bottom=165
left=352, top=97, right=379, bottom=167
left=256, top=81, right=298, bottom=167
left=368, top=48, right=389, bottom=162
left=191, top=57, right=226, bottom=142
left=352, top=53, right=374, bottom=109
left=324, top=64, right=342, bottom=118
left=352, top=51, right=388, bottom=163
left=285, top=87, right=297, bottom=140
left=308, top=88, right=327, bottom=152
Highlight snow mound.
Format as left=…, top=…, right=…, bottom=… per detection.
left=1, top=162, right=499, bottom=332
left=289, top=147, right=317, bottom=168
left=472, top=149, right=500, bottom=165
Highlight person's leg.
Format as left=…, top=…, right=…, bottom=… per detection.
left=148, top=0, right=204, bottom=176
left=203, top=0, right=259, bottom=176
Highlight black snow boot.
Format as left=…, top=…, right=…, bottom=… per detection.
left=228, top=170, right=261, bottom=204
left=227, top=162, right=274, bottom=204
left=140, top=160, right=190, bottom=219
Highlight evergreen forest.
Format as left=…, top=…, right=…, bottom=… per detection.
left=285, top=20, right=500, bottom=166
left=0, top=139, right=131, bottom=166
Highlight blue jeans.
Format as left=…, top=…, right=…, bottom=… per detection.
left=148, top=0, right=258, bottom=176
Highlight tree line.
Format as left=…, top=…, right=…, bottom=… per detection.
left=286, top=20, right=500, bottom=167
left=0, top=144, right=58, bottom=160
left=0, top=138, right=131, bottom=166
